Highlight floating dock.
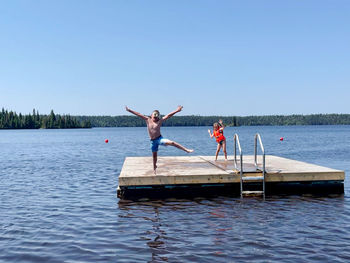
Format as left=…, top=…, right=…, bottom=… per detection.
left=117, top=155, right=345, bottom=199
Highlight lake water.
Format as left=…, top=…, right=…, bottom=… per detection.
left=1, top=126, right=350, bottom=262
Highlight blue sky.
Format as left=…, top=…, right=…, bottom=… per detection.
left=1, top=0, right=349, bottom=116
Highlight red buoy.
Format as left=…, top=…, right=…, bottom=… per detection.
left=105, top=139, right=109, bottom=143
left=280, top=137, right=284, bottom=141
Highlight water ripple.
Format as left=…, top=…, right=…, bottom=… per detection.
left=1, top=127, right=350, bottom=262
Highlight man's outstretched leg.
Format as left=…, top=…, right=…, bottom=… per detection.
left=165, top=140, right=194, bottom=153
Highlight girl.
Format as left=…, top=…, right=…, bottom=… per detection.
left=208, top=120, right=227, bottom=161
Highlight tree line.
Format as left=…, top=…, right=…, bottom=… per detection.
left=74, top=114, right=350, bottom=127
left=2, top=108, right=350, bottom=129
left=0, top=108, right=91, bottom=129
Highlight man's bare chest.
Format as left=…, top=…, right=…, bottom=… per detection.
left=147, top=120, right=162, bottom=130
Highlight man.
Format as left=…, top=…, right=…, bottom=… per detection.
left=126, top=105, right=194, bottom=174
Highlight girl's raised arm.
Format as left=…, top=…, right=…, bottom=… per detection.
left=208, top=129, right=214, bottom=138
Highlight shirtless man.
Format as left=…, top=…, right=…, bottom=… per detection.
left=126, top=105, right=194, bottom=174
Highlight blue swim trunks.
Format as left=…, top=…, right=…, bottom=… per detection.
left=150, top=135, right=169, bottom=152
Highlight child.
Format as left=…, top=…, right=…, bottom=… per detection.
left=208, top=120, right=227, bottom=161
left=126, top=105, right=194, bottom=174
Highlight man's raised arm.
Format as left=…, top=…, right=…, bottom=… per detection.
left=125, top=106, right=148, bottom=120
left=162, top=105, right=183, bottom=121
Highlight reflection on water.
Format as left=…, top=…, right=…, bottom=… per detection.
left=117, top=193, right=348, bottom=262
left=1, top=126, right=350, bottom=262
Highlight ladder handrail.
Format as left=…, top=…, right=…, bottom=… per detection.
left=254, top=133, right=265, bottom=168
left=233, top=133, right=242, bottom=170
left=254, top=133, right=266, bottom=196
left=233, top=134, right=244, bottom=197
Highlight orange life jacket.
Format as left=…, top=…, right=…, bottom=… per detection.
left=213, top=129, right=225, bottom=143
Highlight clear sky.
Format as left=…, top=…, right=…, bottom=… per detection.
left=1, top=0, right=349, bottom=116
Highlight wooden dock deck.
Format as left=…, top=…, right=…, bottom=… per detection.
left=117, top=155, right=345, bottom=199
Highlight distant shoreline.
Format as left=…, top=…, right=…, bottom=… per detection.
left=74, top=114, right=350, bottom=127
left=2, top=109, right=350, bottom=129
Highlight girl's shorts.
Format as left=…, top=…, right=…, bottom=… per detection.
left=218, top=139, right=225, bottom=145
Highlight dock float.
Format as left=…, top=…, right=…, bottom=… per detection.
left=117, top=155, right=345, bottom=199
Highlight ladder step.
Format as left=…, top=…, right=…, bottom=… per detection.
left=242, top=190, right=264, bottom=196
left=242, top=176, right=264, bottom=182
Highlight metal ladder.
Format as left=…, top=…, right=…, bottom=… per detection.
left=234, top=133, right=266, bottom=198
left=250, top=133, right=266, bottom=197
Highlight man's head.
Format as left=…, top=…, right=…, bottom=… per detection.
left=151, top=110, right=160, bottom=121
